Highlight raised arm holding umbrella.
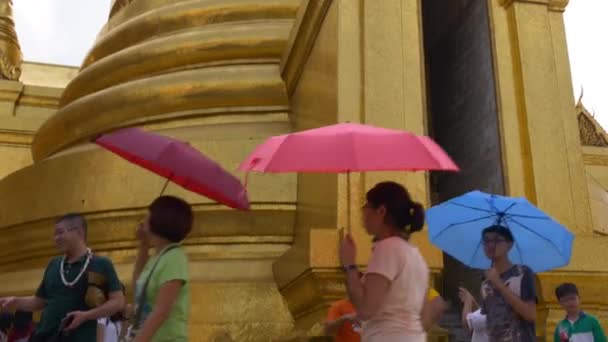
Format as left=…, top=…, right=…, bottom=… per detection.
left=426, top=191, right=574, bottom=341
left=94, top=127, right=250, bottom=342
left=239, top=122, right=459, bottom=341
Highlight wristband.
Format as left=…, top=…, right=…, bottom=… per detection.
left=342, top=264, right=358, bottom=273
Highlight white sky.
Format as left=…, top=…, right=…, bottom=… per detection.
left=11, top=0, right=608, bottom=129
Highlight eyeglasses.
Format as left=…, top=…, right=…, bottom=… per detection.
left=54, top=227, right=79, bottom=236
left=482, top=238, right=507, bottom=246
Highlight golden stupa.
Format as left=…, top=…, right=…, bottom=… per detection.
left=0, top=0, right=607, bottom=341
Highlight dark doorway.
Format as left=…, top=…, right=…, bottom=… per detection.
left=422, top=0, right=505, bottom=317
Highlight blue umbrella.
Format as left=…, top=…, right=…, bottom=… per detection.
left=426, top=191, right=574, bottom=273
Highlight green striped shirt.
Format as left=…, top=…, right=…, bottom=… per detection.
left=554, top=312, right=607, bottom=342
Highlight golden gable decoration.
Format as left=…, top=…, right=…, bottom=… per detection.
left=576, top=96, right=608, bottom=147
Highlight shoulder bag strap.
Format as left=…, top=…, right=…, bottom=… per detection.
left=132, top=244, right=179, bottom=329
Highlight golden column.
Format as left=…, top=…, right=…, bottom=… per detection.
left=0, top=0, right=21, bottom=80
left=274, top=0, right=442, bottom=336
left=491, top=0, right=608, bottom=339
left=0, top=0, right=302, bottom=340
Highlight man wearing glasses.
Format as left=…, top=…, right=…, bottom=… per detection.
left=480, top=225, right=537, bottom=342
left=0, top=213, right=125, bottom=342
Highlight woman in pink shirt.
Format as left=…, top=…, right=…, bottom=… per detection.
left=340, top=181, right=429, bottom=342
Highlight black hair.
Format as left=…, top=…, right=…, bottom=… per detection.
left=149, top=196, right=193, bottom=243
left=365, top=181, right=425, bottom=238
left=56, top=213, right=88, bottom=240
left=13, top=311, right=32, bottom=331
left=555, top=282, right=579, bottom=300
left=482, top=225, right=514, bottom=242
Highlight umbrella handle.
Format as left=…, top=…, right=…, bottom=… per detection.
left=160, top=178, right=170, bottom=196
left=346, top=172, right=351, bottom=235
left=243, top=170, right=251, bottom=189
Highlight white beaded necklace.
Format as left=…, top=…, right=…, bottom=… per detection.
left=60, top=248, right=92, bottom=288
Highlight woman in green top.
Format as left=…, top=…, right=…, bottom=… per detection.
left=131, top=196, right=192, bottom=342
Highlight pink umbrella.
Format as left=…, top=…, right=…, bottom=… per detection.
left=96, top=128, right=250, bottom=210
left=239, top=123, right=458, bottom=172
left=238, top=123, right=458, bottom=226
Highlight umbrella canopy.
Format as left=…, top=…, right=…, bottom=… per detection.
left=426, top=191, right=574, bottom=273
left=96, top=128, right=250, bottom=210
left=238, top=123, right=459, bottom=173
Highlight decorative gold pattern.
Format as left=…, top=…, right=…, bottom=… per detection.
left=0, top=51, right=20, bottom=80
left=578, top=112, right=608, bottom=147
left=0, top=0, right=22, bottom=80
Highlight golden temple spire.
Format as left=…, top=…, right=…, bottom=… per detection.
left=0, top=0, right=21, bottom=80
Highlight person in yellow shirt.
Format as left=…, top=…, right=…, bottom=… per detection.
left=422, top=288, right=448, bottom=331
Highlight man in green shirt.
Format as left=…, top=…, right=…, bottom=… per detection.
left=0, top=213, right=125, bottom=342
left=554, top=282, right=606, bottom=342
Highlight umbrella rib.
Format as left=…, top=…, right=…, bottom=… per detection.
left=431, top=214, right=497, bottom=240
left=447, top=202, right=495, bottom=214
left=468, top=238, right=485, bottom=269
left=514, top=239, right=525, bottom=268
left=504, top=213, right=552, bottom=220
left=485, top=196, right=502, bottom=213
left=506, top=217, right=566, bottom=261
left=498, top=202, right=517, bottom=214
left=505, top=218, right=554, bottom=243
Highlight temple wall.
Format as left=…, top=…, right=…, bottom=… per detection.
left=423, top=0, right=505, bottom=305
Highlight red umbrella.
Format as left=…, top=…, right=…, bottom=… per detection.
left=96, top=128, right=250, bottom=210
left=238, top=123, right=458, bottom=227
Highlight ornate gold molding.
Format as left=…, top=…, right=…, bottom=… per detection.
left=280, top=0, right=333, bottom=95
left=0, top=130, right=33, bottom=146
left=583, top=154, right=608, bottom=167
left=498, top=0, right=569, bottom=12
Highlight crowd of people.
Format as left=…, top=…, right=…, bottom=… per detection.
left=0, top=196, right=192, bottom=342
left=0, top=182, right=605, bottom=342
left=323, top=181, right=607, bottom=342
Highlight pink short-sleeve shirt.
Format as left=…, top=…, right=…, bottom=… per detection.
left=362, top=236, right=429, bottom=339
